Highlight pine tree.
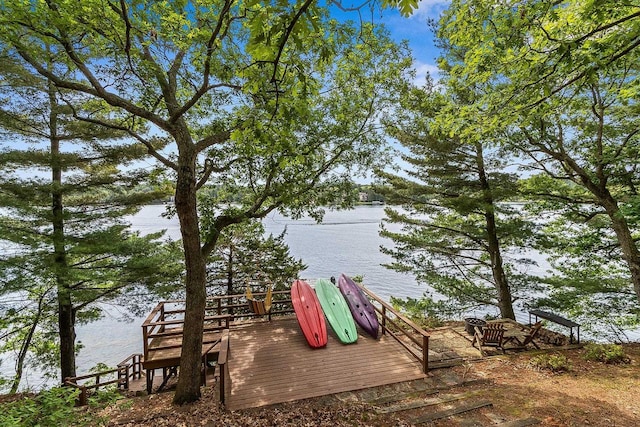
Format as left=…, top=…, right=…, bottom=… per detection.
left=206, top=220, right=306, bottom=297
left=0, top=57, right=181, bottom=391
left=378, top=81, right=535, bottom=319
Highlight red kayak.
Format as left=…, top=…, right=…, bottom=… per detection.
left=338, top=274, right=380, bottom=339
left=291, top=280, right=328, bottom=348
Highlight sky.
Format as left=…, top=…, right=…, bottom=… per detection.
left=378, top=0, right=450, bottom=83
left=330, top=0, right=451, bottom=86
left=326, top=0, right=451, bottom=182
left=1, top=1, right=452, bottom=183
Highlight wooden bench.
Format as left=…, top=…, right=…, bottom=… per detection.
left=528, top=309, right=580, bottom=344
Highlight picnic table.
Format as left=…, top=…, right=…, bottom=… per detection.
left=529, top=309, right=580, bottom=344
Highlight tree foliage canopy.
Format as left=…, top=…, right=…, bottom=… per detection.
left=438, top=0, right=640, bottom=113
left=0, top=0, right=412, bottom=401
left=431, top=0, right=640, bottom=336
left=378, top=75, right=536, bottom=320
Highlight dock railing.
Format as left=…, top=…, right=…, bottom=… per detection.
left=209, top=289, right=294, bottom=321
left=117, top=353, right=144, bottom=391
left=214, top=328, right=231, bottom=406
left=142, top=290, right=294, bottom=353
left=142, top=301, right=231, bottom=362
left=64, top=353, right=143, bottom=406
left=358, top=284, right=430, bottom=373
left=141, top=290, right=294, bottom=374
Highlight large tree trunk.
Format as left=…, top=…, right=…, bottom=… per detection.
left=559, top=145, right=640, bottom=304
left=227, top=248, right=234, bottom=316
left=50, top=82, right=76, bottom=381
left=475, top=143, right=515, bottom=319
left=57, top=292, right=76, bottom=381
left=173, top=146, right=207, bottom=405
left=600, top=194, right=640, bottom=302
left=227, top=247, right=234, bottom=295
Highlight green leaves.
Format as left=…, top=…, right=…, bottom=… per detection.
left=201, top=218, right=306, bottom=295
left=1, top=0, right=412, bottom=400
left=382, top=0, right=421, bottom=17
left=0, top=28, right=183, bottom=389
left=429, top=0, right=640, bottom=331
left=378, top=76, right=535, bottom=318
left=0, top=387, right=81, bottom=426
left=437, top=0, right=640, bottom=114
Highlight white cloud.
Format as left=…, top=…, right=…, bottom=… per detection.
left=412, top=60, right=440, bottom=87
left=411, top=0, right=451, bottom=20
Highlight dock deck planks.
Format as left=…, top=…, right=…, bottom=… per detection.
left=143, top=330, right=222, bottom=370
left=227, top=316, right=426, bottom=410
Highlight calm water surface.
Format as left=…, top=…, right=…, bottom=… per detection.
left=74, top=205, right=424, bottom=377
left=13, top=204, right=639, bottom=389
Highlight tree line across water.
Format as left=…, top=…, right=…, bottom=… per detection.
left=0, top=0, right=638, bottom=406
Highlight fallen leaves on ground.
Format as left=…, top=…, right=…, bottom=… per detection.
left=94, top=343, right=640, bottom=427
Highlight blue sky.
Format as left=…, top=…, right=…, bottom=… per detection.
left=378, top=0, right=450, bottom=83
left=327, top=1, right=451, bottom=183
left=331, top=0, right=450, bottom=86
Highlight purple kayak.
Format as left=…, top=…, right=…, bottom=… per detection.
left=337, top=274, right=379, bottom=339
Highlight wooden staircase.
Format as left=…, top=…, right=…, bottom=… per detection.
left=336, top=377, right=540, bottom=426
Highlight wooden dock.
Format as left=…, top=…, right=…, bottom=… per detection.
left=136, top=289, right=431, bottom=408
left=144, top=330, right=222, bottom=370
left=226, top=317, right=426, bottom=410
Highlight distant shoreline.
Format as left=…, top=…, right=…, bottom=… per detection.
left=357, top=201, right=385, bottom=205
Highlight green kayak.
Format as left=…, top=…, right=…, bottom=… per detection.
left=315, top=279, right=358, bottom=344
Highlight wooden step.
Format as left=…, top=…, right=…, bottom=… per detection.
left=369, top=390, right=438, bottom=406
left=496, top=418, right=540, bottom=427
left=376, top=392, right=480, bottom=414
left=428, top=359, right=465, bottom=369
left=411, top=399, right=493, bottom=424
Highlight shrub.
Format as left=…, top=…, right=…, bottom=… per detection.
left=88, top=387, right=122, bottom=407
left=0, top=387, right=80, bottom=427
left=390, top=296, right=445, bottom=329
left=582, top=343, right=631, bottom=364
left=529, top=353, right=571, bottom=373
left=0, top=386, right=118, bottom=427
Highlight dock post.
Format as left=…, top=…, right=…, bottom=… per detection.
left=422, top=334, right=429, bottom=373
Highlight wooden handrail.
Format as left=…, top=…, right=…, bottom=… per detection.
left=117, top=353, right=143, bottom=390
left=141, top=290, right=293, bottom=373
left=147, top=314, right=230, bottom=327
left=64, top=381, right=89, bottom=406
left=216, top=329, right=231, bottom=406
left=64, top=353, right=143, bottom=406
left=67, top=368, right=120, bottom=382
left=358, top=284, right=430, bottom=373
left=142, top=303, right=163, bottom=325
left=142, top=293, right=293, bottom=329
left=142, top=292, right=293, bottom=326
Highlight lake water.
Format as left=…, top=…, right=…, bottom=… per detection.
left=11, top=204, right=639, bottom=390
left=72, top=205, right=425, bottom=381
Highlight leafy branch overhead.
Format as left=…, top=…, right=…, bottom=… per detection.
left=423, top=0, right=640, bottom=336
left=0, top=0, right=412, bottom=402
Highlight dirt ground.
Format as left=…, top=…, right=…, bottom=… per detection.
left=447, top=344, right=640, bottom=426
left=93, top=343, right=640, bottom=426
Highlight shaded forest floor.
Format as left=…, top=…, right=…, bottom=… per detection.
left=91, top=343, right=640, bottom=426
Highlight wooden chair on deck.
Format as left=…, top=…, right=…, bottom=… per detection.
left=509, top=321, right=542, bottom=350
left=246, top=286, right=272, bottom=316
left=472, top=323, right=505, bottom=356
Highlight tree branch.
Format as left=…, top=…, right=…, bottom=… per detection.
left=63, top=103, right=177, bottom=170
